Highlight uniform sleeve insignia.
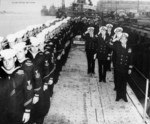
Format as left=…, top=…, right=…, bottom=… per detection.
left=17, top=70, right=24, bottom=75
left=25, top=60, right=33, bottom=66
left=27, top=80, right=32, bottom=90
left=35, top=70, right=40, bottom=79
left=128, top=48, right=132, bottom=53
left=45, top=60, right=49, bottom=66
left=39, top=52, right=43, bottom=55
left=45, top=51, right=50, bottom=54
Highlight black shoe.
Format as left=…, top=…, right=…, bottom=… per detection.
left=114, top=87, right=116, bottom=91
left=99, top=79, right=102, bottom=82
left=103, top=80, right=106, bottom=83
left=116, top=97, right=121, bottom=101
left=123, top=98, right=128, bottom=102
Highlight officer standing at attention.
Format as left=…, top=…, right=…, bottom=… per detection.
left=96, top=26, right=109, bottom=83
left=0, top=49, right=33, bottom=124
left=106, top=24, right=114, bottom=71
left=108, top=33, right=133, bottom=102
left=111, top=27, right=123, bottom=90
left=82, top=27, right=97, bottom=75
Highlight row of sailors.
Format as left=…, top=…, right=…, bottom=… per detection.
left=82, top=24, right=133, bottom=102
left=0, top=17, right=74, bottom=124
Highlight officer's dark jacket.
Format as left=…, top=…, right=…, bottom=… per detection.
left=106, top=31, right=114, bottom=41
left=0, top=67, right=33, bottom=123
left=82, top=33, right=97, bottom=52
left=96, top=34, right=110, bottom=60
left=108, top=41, right=133, bottom=73
left=106, top=31, right=114, bottom=55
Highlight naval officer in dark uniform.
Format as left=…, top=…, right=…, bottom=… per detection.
left=82, top=27, right=97, bottom=75
left=96, top=26, right=110, bottom=82
left=106, top=24, right=114, bottom=71
left=111, top=27, right=123, bottom=90
left=108, top=33, right=133, bottom=102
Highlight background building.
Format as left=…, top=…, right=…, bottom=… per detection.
left=96, top=0, right=150, bottom=13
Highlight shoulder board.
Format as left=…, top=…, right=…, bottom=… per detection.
left=16, top=70, right=24, bottom=75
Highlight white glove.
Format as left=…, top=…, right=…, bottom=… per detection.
left=48, top=79, right=53, bottom=85
left=57, top=55, right=61, bottom=60
left=62, top=50, right=65, bottom=55
left=94, top=54, right=97, bottom=60
left=33, top=96, right=39, bottom=104
left=107, top=57, right=110, bottom=60
left=112, top=38, right=118, bottom=42
left=22, top=112, right=30, bottom=123
left=85, top=31, right=89, bottom=34
left=128, top=69, right=132, bottom=74
left=43, top=84, right=48, bottom=91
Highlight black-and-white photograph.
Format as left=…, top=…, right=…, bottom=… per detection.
left=0, top=0, right=150, bottom=124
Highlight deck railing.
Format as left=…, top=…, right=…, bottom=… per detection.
left=133, top=66, right=149, bottom=122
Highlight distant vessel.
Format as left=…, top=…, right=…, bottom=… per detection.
left=41, top=5, right=57, bottom=16
left=67, top=0, right=97, bottom=18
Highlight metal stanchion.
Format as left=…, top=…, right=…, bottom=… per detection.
left=144, top=79, right=149, bottom=121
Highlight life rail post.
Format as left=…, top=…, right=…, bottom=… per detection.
left=144, top=79, right=149, bottom=122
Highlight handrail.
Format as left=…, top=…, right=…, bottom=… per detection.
left=133, top=66, right=147, bottom=80
left=144, top=79, right=149, bottom=122
left=130, top=66, right=149, bottom=121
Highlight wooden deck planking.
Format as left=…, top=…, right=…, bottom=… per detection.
left=44, top=46, right=149, bottom=124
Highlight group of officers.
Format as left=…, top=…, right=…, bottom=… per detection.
left=0, top=17, right=76, bottom=124
left=82, top=19, right=133, bottom=102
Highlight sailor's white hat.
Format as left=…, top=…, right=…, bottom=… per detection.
left=26, top=26, right=34, bottom=31
left=15, top=30, right=26, bottom=38
left=0, top=49, right=16, bottom=59
left=37, top=33, right=45, bottom=44
left=30, top=37, right=40, bottom=46
left=6, top=34, right=16, bottom=43
left=13, top=42, right=26, bottom=52
left=0, top=36, right=4, bottom=43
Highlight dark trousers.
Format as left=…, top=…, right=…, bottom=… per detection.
left=86, top=50, right=95, bottom=74
left=114, top=69, right=117, bottom=90
left=98, top=59, right=107, bottom=81
left=107, top=60, right=111, bottom=71
left=116, top=71, right=128, bottom=100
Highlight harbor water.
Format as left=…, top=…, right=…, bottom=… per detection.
left=0, top=13, right=56, bottom=37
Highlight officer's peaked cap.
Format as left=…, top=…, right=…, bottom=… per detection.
left=121, top=32, right=129, bottom=38
left=99, top=26, right=107, bottom=32
left=88, top=27, right=94, bottom=31
left=106, top=24, right=113, bottom=28
left=114, top=27, right=123, bottom=33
